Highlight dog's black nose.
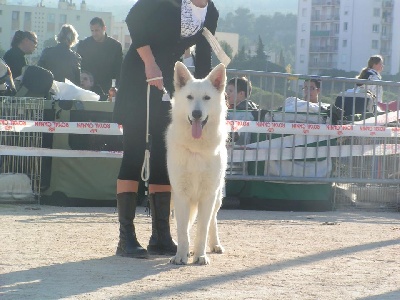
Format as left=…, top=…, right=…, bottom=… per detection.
left=192, top=110, right=202, bottom=120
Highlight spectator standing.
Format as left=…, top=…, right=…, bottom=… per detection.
left=3, top=31, right=37, bottom=78
left=77, top=17, right=123, bottom=92
left=112, top=0, right=219, bottom=259
left=38, top=24, right=81, bottom=85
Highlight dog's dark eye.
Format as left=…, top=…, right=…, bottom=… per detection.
left=204, top=95, right=211, bottom=100
left=187, top=95, right=193, bottom=100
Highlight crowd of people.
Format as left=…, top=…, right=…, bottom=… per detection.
left=1, top=17, right=122, bottom=101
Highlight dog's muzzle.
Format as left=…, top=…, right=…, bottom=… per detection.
left=188, top=110, right=208, bottom=139
left=188, top=115, right=208, bottom=128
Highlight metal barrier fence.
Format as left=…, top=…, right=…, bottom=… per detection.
left=1, top=69, right=400, bottom=211
left=225, top=69, right=400, bottom=211
left=0, top=96, right=44, bottom=202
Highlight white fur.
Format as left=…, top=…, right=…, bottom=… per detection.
left=167, top=62, right=228, bottom=265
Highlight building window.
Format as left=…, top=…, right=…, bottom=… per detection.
left=59, top=14, right=67, bottom=29
left=47, top=14, right=55, bottom=32
left=301, top=23, right=306, bottom=31
left=373, top=8, right=380, bottom=17
left=382, top=26, right=387, bottom=36
left=343, top=22, right=348, bottom=31
left=372, top=40, right=379, bottom=49
left=342, top=54, right=347, bottom=64
left=300, top=55, right=305, bottom=63
left=342, top=40, right=347, bottom=47
left=302, top=8, right=307, bottom=17
left=372, top=24, right=379, bottom=33
left=334, top=23, right=340, bottom=33
left=12, top=11, right=20, bottom=30
left=24, top=12, right=32, bottom=31
left=301, top=39, right=305, bottom=48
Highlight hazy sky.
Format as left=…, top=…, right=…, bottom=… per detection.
left=7, top=0, right=297, bottom=15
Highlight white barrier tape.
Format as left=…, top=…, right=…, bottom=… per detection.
left=0, top=120, right=123, bottom=135
left=1, top=113, right=399, bottom=138
left=0, top=145, right=123, bottom=158
left=230, top=143, right=400, bottom=162
left=246, top=135, right=332, bottom=149
left=226, top=120, right=400, bottom=138
left=2, top=143, right=399, bottom=162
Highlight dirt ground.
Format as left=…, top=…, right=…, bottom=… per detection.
left=0, top=203, right=399, bottom=300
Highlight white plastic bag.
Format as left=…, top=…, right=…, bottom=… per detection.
left=53, top=79, right=100, bottom=101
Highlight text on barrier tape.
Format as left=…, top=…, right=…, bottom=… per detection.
left=0, top=111, right=400, bottom=138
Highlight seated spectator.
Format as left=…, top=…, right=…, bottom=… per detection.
left=302, top=78, right=321, bottom=104
left=226, top=76, right=259, bottom=119
left=356, top=54, right=384, bottom=103
left=226, top=77, right=259, bottom=145
left=38, top=24, right=81, bottom=85
left=3, top=30, right=37, bottom=79
left=80, top=70, right=107, bottom=101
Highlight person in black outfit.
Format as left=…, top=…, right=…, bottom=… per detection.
left=3, top=30, right=37, bottom=79
left=76, top=17, right=123, bottom=93
left=113, top=0, right=219, bottom=258
left=38, top=24, right=81, bottom=85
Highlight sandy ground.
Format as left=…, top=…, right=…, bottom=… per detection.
left=0, top=203, right=399, bottom=300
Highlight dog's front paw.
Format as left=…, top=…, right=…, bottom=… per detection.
left=210, top=244, right=225, bottom=254
left=193, top=254, right=210, bottom=265
left=170, top=253, right=190, bottom=265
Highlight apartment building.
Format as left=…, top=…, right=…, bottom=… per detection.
left=0, top=0, right=112, bottom=61
left=295, top=0, right=400, bottom=75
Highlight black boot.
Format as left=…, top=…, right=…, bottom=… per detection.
left=147, top=194, right=158, bottom=249
left=116, top=192, right=149, bottom=258
left=147, top=192, right=177, bottom=255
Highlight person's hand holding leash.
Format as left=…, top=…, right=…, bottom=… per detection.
left=145, top=62, right=164, bottom=91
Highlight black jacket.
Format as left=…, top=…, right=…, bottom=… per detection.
left=113, top=0, right=219, bottom=124
left=76, top=34, right=123, bottom=92
left=38, top=43, right=81, bottom=85
left=3, top=47, right=27, bottom=79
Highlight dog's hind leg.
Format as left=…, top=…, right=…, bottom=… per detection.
left=169, top=192, right=191, bottom=265
left=208, top=194, right=224, bottom=254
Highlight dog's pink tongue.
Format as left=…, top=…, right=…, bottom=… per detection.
left=192, top=120, right=202, bottom=139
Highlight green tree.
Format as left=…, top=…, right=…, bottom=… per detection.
left=230, top=46, right=248, bottom=70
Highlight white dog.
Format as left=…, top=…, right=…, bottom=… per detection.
left=167, top=61, right=228, bottom=265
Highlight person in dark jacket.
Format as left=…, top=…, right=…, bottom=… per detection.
left=38, top=24, right=81, bottom=85
left=76, top=17, right=123, bottom=93
left=112, top=0, right=219, bottom=259
left=3, top=30, right=37, bottom=79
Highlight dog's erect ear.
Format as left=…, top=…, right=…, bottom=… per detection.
left=174, top=61, right=193, bottom=91
left=207, top=63, right=226, bottom=93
